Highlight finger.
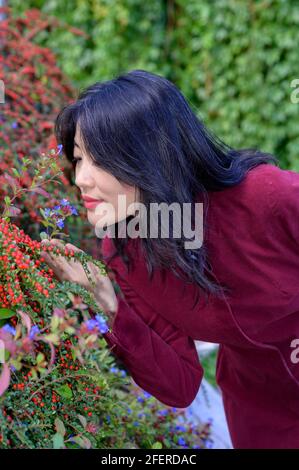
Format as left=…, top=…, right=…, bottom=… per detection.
left=40, top=251, right=52, bottom=265
left=65, top=243, right=84, bottom=253
left=41, top=239, right=63, bottom=254
left=40, top=252, right=64, bottom=280
left=48, top=239, right=66, bottom=251
left=41, top=245, right=68, bottom=272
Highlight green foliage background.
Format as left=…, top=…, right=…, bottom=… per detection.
left=10, top=0, right=299, bottom=170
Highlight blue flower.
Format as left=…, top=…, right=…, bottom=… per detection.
left=175, top=425, right=187, bottom=432
left=85, top=319, right=99, bottom=331
left=106, top=415, right=111, bottom=423
left=29, top=325, right=40, bottom=340
left=143, top=391, right=152, bottom=399
left=57, top=144, right=63, bottom=155
left=56, top=218, right=64, bottom=229
left=11, top=121, right=18, bottom=129
left=53, top=205, right=62, bottom=211
left=60, top=199, right=69, bottom=207
left=137, top=396, right=144, bottom=403
left=70, top=206, right=78, bottom=216
left=158, top=409, right=169, bottom=416
left=177, top=437, right=186, bottom=446
left=3, top=324, right=16, bottom=336
left=133, top=421, right=139, bottom=427
left=109, top=367, right=119, bottom=374
left=120, top=370, right=127, bottom=377
left=95, top=314, right=109, bottom=334
left=126, top=407, right=132, bottom=414
left=44, top=208, right=52, bottom=218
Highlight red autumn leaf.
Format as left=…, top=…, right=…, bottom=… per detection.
left=4, top=173, right=21, bottom=189
left=31, top=187, right=51, bottom=198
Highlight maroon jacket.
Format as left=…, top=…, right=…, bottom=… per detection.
left=101, top=163, right=299, bottom=449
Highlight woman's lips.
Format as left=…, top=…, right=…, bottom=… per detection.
left=83, top=200, right=103, bottom=210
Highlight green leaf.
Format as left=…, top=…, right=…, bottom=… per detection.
left=152, top=442, right=163, bottom=449
left=51, top=316, right=60, bottom=331
left=40, top=231, right=49, bottom=240
left=55, top=418, right=66, bottom=436
left=55, top=384, right=73, bottom=400
left=44, top=334, right=60, bottom=345
left=71, top=436, right=91, bottom=449
left=77, top=414, right=87, bottom=429
left=10, top=359, right=22, bottom=371
left=53, top=432, right=65, bottom=449
left=36, top=353, right=45, bottom=364
left=11, top=168, right=20, bottom=178
left=0, top=309, right=15, bottom=320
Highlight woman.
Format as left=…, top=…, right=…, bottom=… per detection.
left=41, top=69, right=299, bottom=449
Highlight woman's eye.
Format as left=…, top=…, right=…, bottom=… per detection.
left=71, top=157, right=82, bottom=164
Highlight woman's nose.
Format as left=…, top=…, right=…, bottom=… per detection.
left=75, top=162, right=95, bottom=190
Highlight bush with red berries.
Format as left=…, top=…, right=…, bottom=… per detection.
left=0, top=6, right=212, bottom=449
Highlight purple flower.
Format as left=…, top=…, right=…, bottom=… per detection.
left=85, top=319, right=99, bottom=331
left=70, top=206, right=78, bottom=216
left=175, top=425, right=187, bottom=432
left=2, top=324, right=16, bottom=336
left=53, top=205, right=62, bottom=211
left=56, top=218, right=64, bottom=229
left=11, top=122, right=18, bottom=129
left=95, top=314, right=109, bottom=334
left=60, top=199, right=69, bottom=206
left=85, top=315, right=108, bottom=334
left=57, top=144, right=63, bottom=155
left=44, top=208, right=52, bottom=218
left=29, top=326, right=40, bottom=340
left=158, top=409, right=169, bottom=416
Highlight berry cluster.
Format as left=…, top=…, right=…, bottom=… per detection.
left=0, top=218, right=56, bottom=309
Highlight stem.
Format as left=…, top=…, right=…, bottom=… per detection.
left=28, top=372, right=91, bottom=400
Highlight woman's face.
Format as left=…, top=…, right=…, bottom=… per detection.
left=73, top=124, right=138, bottom=231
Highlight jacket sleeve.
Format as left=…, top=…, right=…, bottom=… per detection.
left=100, top=239, right=203, bottom=408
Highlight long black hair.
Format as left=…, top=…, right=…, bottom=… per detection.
left=55, top=69, right=278, bottom=305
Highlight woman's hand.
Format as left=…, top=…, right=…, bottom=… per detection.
left=40, top=239, right=118, bottom=325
